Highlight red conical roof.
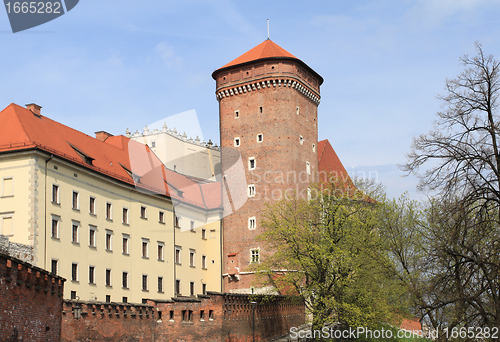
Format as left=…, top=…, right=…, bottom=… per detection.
left=213, top=39, right=323, bottom=84
left=220, top=39, right=298, bottom=69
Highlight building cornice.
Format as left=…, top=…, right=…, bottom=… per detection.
left=215, top=76, right=320, bottom=105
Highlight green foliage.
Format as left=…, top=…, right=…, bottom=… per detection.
left=253, top=183, right=408, bottom=331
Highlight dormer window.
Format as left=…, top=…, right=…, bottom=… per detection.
left=69, top=143, right=94, bottom=166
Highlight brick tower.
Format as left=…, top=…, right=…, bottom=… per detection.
left=213, top=39, right=323, bottom=293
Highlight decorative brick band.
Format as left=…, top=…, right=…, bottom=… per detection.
left=216, top=78, right=321, bottom=105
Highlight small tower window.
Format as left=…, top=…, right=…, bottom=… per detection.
left=296, top=106, right=300, bottom=115
left=248, top=185, right=255, bottom=197
left=306, top=162, right=311, bottom=175
left=248, top=217, right=256, bottom=230
left=312, top=144, right=316, bottom=153
left=248, top=157, right=256, bottom=170
left=257, top=134, right=263, bottom=143
left=235, top=110, right=239, bottom=119
left=234, top=137, right=240, bottom=147
left=300, top=136, right=304, bottom=145
left=259, top=106, right=263, bottom=113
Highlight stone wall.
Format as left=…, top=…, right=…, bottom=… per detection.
left=0, top=235, right=34, bottom=263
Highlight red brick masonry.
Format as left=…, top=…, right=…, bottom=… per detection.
left=62, top=292, right=305, bottom=342
left=0, top=252, right=65, bottom=342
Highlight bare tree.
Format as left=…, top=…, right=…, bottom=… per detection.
left=402, top=43, right=500, bottom=332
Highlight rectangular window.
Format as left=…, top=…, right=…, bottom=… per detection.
left=159, top=211, right=165, bottom=223
left=151, top=141, right=156, bottom=148
left=300, top=135, right=304, bottom=145
left=248, top=185, right=255, bottom=197
left=122, top=208, right=129, bottom=224
left=201, top=228, right=207, bottom=240
left=202, top=283, right=207, bottom=295
left=157, top=242, right=164, bottom=261
left=52, top=184, right=59, bottom=204
left=51, top=259, right=58, bottom=275
left=175, top=279, right=181, bottom=296
left=140, top=206, right=147, bottom=219
left=248, top=157, right=256, bottom=170
left=72, top=191, right=79, bottom=210
left=122, top=272, right=129, bottom=288
left=122, top=235, right=129, bottom=255
left=1, top=177, right=13, bottom=197
left=234, top=137, right=240, bottom=147
left=72, top=222, right=79, bottom=243
left=189, top=249, right=195, bottom=267
left=89, top=197, right=96, bottom=215
left=175, top=216, right=180, bottom=228
left=1, top=215, right=13, bottom=237
left=202, top=255, right=207, bottom=269
left=105, top=230, right=112, bottom=251
left=190, top=282, right=195, bottom=296
left=235, top=110, right=239, bottom=118
left=51, top=218, right=59, bottom=239
left=248, top=217, right=256, bottom=230
left=89, top=266, right=95, bottom=284
left=190, top=220, right=195, bottom=232
left=296, top=106, right=300, bottom=115
left=89, top=225, right=96, bottom=247
left=251, top=249, right=260, bottom=263
left=106, top=202, right=112, bottom=220
left=71, top=263, right=78, bottom=282
left=105, top=295, right=111, bottom=303
left=158, top=276, right=164, bottom=293
left=105, top=269, right=112, bottom=287
left=71, top=291, right=76, bottom=300
left=142, top=239, right=149, bottom=258
left=175, top=246, right=181, bottom=265
left=142, top=274, right=148, bottom=291
left=257, top=134, right=263, bottom=143
left=306, top=161, right=311, bottom=175
left=210, top=229, right=216, bottom=239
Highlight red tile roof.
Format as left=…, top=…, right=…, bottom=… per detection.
left=213, top=39, right=323, bottom=85
left=0, top=103, right=222, bottom=210
left=220, top=39, right=298, bottom=69
left=318, top=139, right=373, bottom=201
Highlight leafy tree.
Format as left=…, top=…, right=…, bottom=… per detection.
left=253, top=183, right=407, bottom=333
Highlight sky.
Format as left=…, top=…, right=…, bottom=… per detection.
left=1, top=0, right=500, bottom=200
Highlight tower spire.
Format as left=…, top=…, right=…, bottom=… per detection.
left=267, top=19, right=269, bottom=39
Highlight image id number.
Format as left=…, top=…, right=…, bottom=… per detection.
left=5, top=2, right=62, bottom=14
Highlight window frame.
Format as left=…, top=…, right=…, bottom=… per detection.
left=72, top=191, right=80, bottom=210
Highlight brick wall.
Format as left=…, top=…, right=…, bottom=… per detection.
left=61, top=292, right=305, bottom=342
left=0, top=252, right=64, bottom=342
left=61, top=301, right=155, bottom=342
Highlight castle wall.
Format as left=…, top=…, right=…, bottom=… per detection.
left=0, top=252, right=64, bottom=342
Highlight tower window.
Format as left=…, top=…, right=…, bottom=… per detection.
left=248, top=217, right=256, bottom=230
left=312, top=144, right=316, bottom=153
left=248, top=185, right=255, bottom=197
left=257, top=134, right=263, bottom=143
left=259, top=106, right=263, bottom=113
left=300, top=136, right=304, bottom=145
left=250, top=249, right=260, bottom=263
left=235, top=110, right=239, bottom=118
left=248, top=157, right=256, bottom=170
left=234, top=137, right=240, bottom=147
left=306, top=162, right=311, bottom=175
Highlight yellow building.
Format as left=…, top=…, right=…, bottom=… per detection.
left=0, top=103, right=222, bottom=303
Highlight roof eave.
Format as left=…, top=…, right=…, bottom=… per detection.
left=212, top=56, right=324, bottom=85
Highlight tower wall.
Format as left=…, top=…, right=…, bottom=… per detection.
left=215, top=57, right=321, bottom=292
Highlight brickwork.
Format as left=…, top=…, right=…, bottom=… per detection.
left=61, top=292, right=305, bottom=342
left=0, top=252, right=64, bottom=342
left=61, top=301, right=155, bottom=342
left=214, top=50, right=322, bottom=292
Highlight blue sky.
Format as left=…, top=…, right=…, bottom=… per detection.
left=1, top=0, right=500, bottom=199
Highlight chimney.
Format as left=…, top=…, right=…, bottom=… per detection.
left=95, top=131, right=113, bottom=142
left=26, top=103, right=42, bottom=117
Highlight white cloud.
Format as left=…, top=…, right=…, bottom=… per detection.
left=155, top=41, right=182, bottom=68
